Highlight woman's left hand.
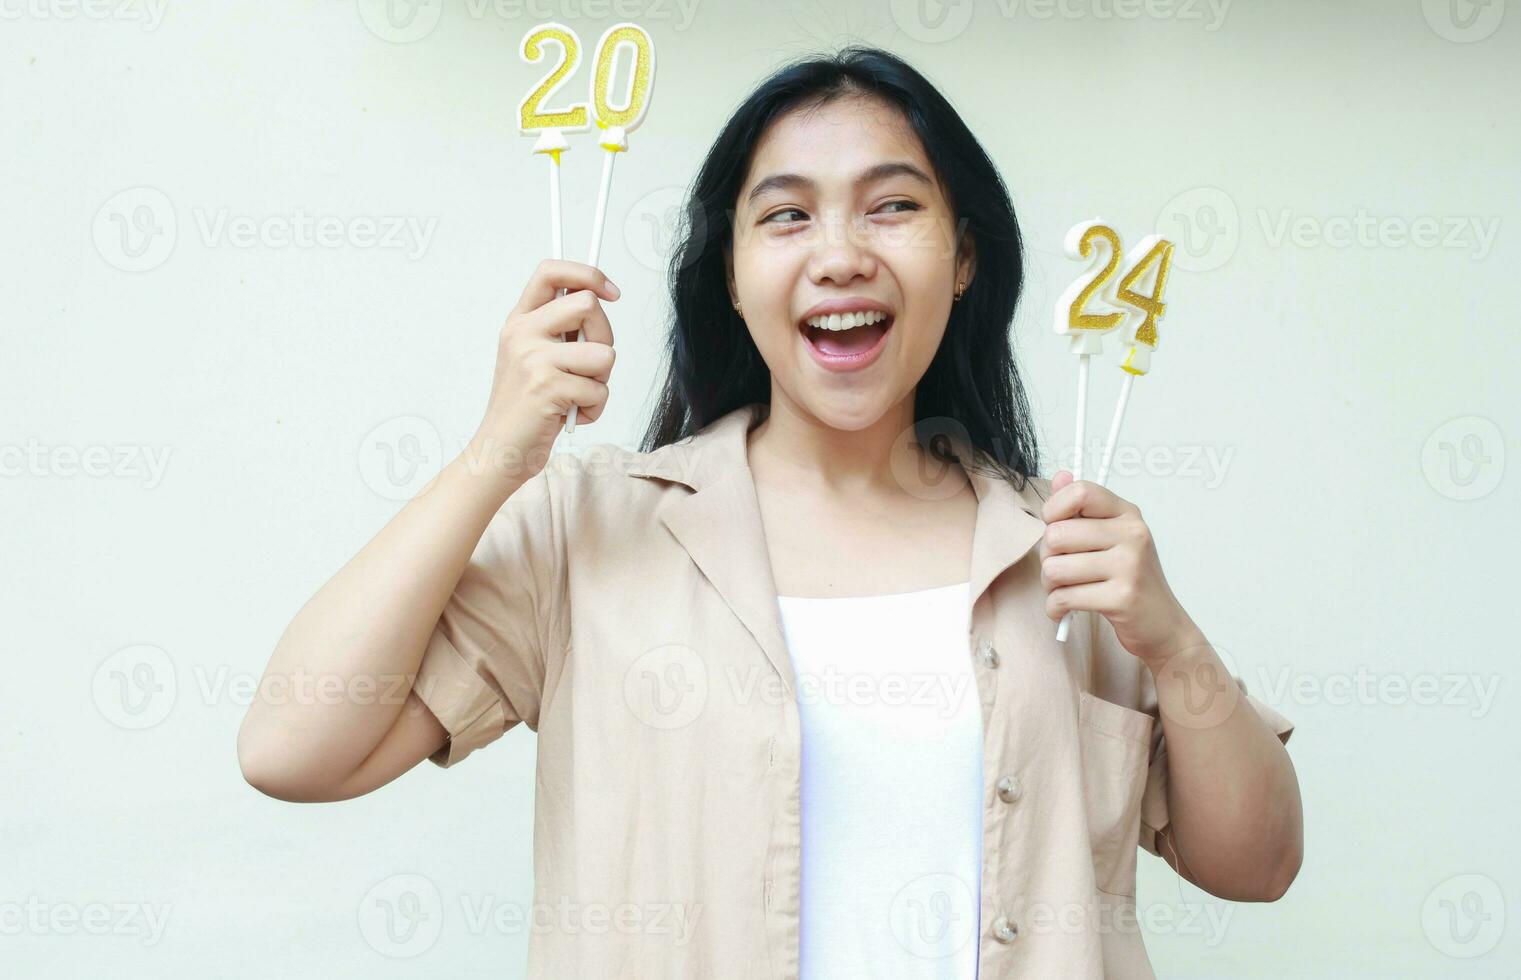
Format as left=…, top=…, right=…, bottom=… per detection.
left=1039, top=470, right=1199, bottom=668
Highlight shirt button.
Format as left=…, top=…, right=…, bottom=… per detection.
left=976, top=639, right=1000, bottom=669
left=992, top=916, right=1018, bottom=943
left=996, top=775, right=1023, bottom=804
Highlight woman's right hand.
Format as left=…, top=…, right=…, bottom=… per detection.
left=470, top=259, right=621, bottom=480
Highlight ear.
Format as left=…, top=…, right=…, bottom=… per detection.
left=724, top=245, right=739, bottom=307
left=955, top=228, right=977, bottom=293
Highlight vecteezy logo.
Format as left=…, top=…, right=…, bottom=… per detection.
left=623, top=644, right=708, bottom=730
left=356, top=0, right=444, bottom=44
left=358, top=416, right=444, bottom=501
left=1156, top=187, right=1239, bottom=272
left=93, top=187, right=177, bottom=272
left=1422, top=0, right=1506, bottom=42
left=889, top=873, right=977, bottom=958
left=92, top=644, right=178, bottom=729
left=1422, top=416, right=1505, bottom=500
left=1422, top=873, right=1505, bottom=957
left=890, top=416, right=973, bottom=502
left=358, top=873, right=444, bottom=957
left=1162, top=642, right=1242, bottom=732
left=624, top=186, right=701, bottom=273
left=890, top=0, right=974, bottom=43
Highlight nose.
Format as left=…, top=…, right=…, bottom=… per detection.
left=806, top=211, right=877, bottom=286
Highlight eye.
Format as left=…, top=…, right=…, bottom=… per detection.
left=761, top=207, right=808, bottom=224
left=875, top=199, right=921, bottom=215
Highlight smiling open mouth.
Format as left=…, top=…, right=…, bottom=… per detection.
left=798, top=310, right=894, bottom=358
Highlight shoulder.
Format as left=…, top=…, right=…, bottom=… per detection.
left=485, top=442, right=681, bottom=560
left=535, top=440, right=689, bottom=511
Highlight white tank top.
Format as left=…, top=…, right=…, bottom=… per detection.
left=775, top=580, right=982, bottom=980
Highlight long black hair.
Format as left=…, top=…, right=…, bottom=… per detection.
left=637, top=45, right=1040, bottom=487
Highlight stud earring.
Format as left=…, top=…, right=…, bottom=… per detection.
left=954, top=281, right=966, bottom=302
left=733, top=300, right=743, bottom=317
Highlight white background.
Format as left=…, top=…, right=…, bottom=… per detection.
left=2, top=0, right=1517, bottom=976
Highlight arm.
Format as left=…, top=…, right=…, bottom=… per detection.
left=1040, top=470, right=1303, bottom=901
left=236, top=443, right=527, bottom=803
left=238, top=260, right=619, bottom=802
left=1146, top=635, right=1302, bottom=901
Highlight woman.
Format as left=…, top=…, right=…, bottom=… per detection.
left=238, top=47, right=1301, bottom=979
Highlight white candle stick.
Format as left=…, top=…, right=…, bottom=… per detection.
left=564, top=130, right=621, bottom=433
left=1095, top=372, right=1134, bottom=487
left=1073, top=353, right=1090, bottom=480
left=1055, top=372, right=1133, bottom=643
left=548, top=141, right=564, bottom=262
left=562, top=22, right=655, bottom=435
left=535, top=129, right=571, bottom=312
left=540, top=132, right=574, bottom=434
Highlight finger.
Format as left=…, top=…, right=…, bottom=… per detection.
left=511, top=259, right=620, bottom=318
left=551, top=374, right=610, bottom=423
left=1040, top=517, right=1118, bottom=559
left=1044, top=581, right=1114, bottom=622
left=529, top=288, right=616, bottom=346
left=1051, top=469, right=1074, bottom=494
left=541, top=337, right=616, bottom=384
left=1040, top=551, right=1109, bottom=592
left=1041, top=478, right=1128, bottom=524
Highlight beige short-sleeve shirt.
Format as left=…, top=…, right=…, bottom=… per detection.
left=411, top=401, right=1295, bottom=978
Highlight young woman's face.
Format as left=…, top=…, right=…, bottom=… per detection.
left=728, top=94, right=974, bottom=430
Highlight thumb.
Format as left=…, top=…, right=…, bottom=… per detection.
left=1051, top=469, right=1075, bottom=493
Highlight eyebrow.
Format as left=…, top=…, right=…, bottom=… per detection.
left=744, top=161, right=934, bottom=206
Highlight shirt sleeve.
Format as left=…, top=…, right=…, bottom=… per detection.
left=410, top=464, right=567, bottom=768
left=1088, top=612, right=1296, bottom=858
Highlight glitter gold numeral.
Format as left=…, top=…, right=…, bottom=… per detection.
left=519, top=24, right=590, bottom=132
left=1115, top=238, right=1174, bottom=349
left=1067, top=224, right=1126, bottom=334
left=590, top=24, right=654, bottom=130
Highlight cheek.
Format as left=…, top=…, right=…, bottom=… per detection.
left=900, top=320, right=950, bottom=369
left=882, top=233, right=954, bottom=306
left=733, top=243, right=796, bottom=310
left=886, top=262, right=953, bottom=358
left=736, top=254, right=817, bottom=359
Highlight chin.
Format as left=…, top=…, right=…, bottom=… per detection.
left=795, top=391, right=897, bottom=432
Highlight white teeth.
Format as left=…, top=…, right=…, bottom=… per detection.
left=804, top=310, right=888, bottom=330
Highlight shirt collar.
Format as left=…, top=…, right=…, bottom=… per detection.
left=625, top=402, right=1047, bottom=693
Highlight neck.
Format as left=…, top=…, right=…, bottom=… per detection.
left=747, top=388, right=964, bottom=500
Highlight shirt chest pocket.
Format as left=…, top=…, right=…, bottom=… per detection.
left=1077, top=691, right=1154, bottom=898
